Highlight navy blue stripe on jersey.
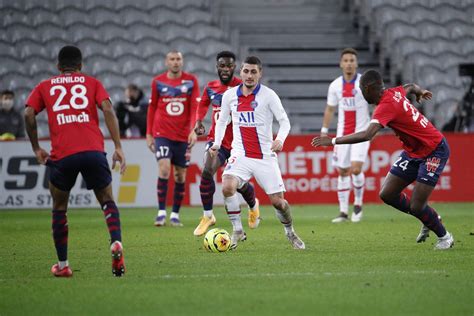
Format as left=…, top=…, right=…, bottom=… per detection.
left=206, top=86, right=223, bottom=106
left=156, top=80, right=194, bottom=97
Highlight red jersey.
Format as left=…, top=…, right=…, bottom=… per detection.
left=196, top=76, right=241, bottom=150
left=147, top=71, right=200, bottom=142
left=25, top=72, right=109, bottom=161
left=372, top=86, right=443, bottom=158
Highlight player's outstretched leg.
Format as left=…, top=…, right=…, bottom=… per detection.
left=380, top=174, right=453, bottom=249
left=51, top=210, right=73, bottom=277
left=155, top=177, right=168, bottom=226
left=237, top=182, right=260, bottom=229
left=194, top=153, right=219, bottom=236
left=49, top=183, right=72, bottom=277
left=333, top=175, right=350, bottom=223
left=269, top=193, right=305, bottom=250
left=351, top=171, right=365, bottom=222
left=170, top=182, right=185, bottom=227
left=225, top=194, right=246, bottom=249
left=96, top=186, right=125, bottom=276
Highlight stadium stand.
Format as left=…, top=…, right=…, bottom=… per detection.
left=351, top=0, right=474, bottom=128
left=0, top=0, right=231, bottom=137
left=217, top=0, right=385, bottom=134
left=0, top=0, right=472, bottom=136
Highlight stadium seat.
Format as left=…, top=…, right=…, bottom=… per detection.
left=120, top=58, right=151, bottom=76
left=121, top=8, right=152, bottom=27
left=90, top=7, right=121, bottom=27
left=59, top=8, right=92, bottom=27
left=180, top=7, right=213, bottom=25
left=39, top=23, right=69, bottom=42
left=128, top=22, right=161, bottom=43
left=0, top=57, right=26, bottom=76
left=141, top=40, right=169, bottom=59
left=17, top=41, right=49, bottom=60
left=7, top=23, right=38, bottom=43
left=29, top=8, right=62, bottom=27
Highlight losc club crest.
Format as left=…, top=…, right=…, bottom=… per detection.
left=250, top=100, right=258, bottom=109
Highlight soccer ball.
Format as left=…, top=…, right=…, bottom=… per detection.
left=204, top=228, right=231, bottom=253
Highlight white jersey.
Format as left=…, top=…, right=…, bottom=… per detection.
left=327, top=73, right=370, bottom=137
left=214, top=83, right=290, bottom=159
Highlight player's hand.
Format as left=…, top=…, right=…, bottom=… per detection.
left=146, top=134, right=155, bottom=153
left=271, top=140, right=283, bottom=152
left=188, top=131, right=197, bottom=148
left=194, top=120, right=205, bottom=136
left=311, top=135, right=332, bottom=147
left=208, top=144, right=219, bottom=158
left=34, top=148, right=49, bottom=165
left=112, top=148, right=127, bottom=175
left=416, top=90, right=433, bottom=103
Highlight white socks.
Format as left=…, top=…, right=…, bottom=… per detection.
left=157, top=210, right=166, bottom=217
left=170, top=212, right=179, bottom=220
left=225, top=194, right=242, bottom=232
left=352, top=172, right=365, bottom=206
left=203, top=210, right=213, bottom=218
left=337, top=176, right=351, bottom=214
left=59, top=260, right=69, bottom=269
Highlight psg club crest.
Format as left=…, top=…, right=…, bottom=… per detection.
left=352, top=88, right=357, bottom=95
left=250, top=101, right=258, bottom=109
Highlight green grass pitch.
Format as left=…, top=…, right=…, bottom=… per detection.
left=0, top=203, right=473, bottom=315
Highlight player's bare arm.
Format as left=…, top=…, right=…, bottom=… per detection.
left=188, top=130, right=197, bottom=148
left=321, top=105, right=336, bottom=135
left=145, top=134, right=155, bottom=153
left=101, top=99, right=126, bottom=174
left=24, top=106, right=49, bottom=164
left=403, top=83, right=432, bottom=103
left=194, top=119, right=206, bottom=135
left=312, top=122, right=382, bottom=147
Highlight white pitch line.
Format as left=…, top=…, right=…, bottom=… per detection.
left=157, top=270, right=447, bottom=279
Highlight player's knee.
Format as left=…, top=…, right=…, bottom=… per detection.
left=352, top=167, right=362, bottom=175
left=379, top=189, right=393, bottom=204
left=338, top=168, right=350, bottom=177
left=222, top=184, right=236, bottom=197
left=159, top=169, right=170, bottom=179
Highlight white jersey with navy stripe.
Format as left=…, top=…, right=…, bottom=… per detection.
left=327, top=73, right=370, bottom=137
left=214, top=83, right=290, bottom=159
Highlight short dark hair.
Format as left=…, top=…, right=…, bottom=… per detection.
left=243, top=56, right=262, bottom=70
left=58, top=46, right=82, bottom=70
left=1, top=89, right=14, bottom=97
left=216, top=51, right=236, bottom=61
left=126, top=83, right=139, bottom=91
left=360, top=69, right=383, bottom=86
left=340, top=47, right=358, bottom=58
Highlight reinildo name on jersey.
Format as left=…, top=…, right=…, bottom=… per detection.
left=56, top=111, right=90, bottom=125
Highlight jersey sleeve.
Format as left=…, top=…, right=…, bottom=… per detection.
left=146, top=78, right=158, bottom=135
left=95, top=79, right=110, bottom=107
left=189, top=75, right=200, bottom=129
left=326, top=81, right=338, bottom=106
left=196, top=86, right=211, bottom=122
left=269, top=89, right=291, bottom=144
left=372, top=99, right=396, bottom=127
left=214, top=89, right=231, bottom=147
left=25, top=84, right=45, bottom=114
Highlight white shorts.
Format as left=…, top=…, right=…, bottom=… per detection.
left=223, top=155, right=285, bottom=194
left=332, top=141, right=370, bottom=169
